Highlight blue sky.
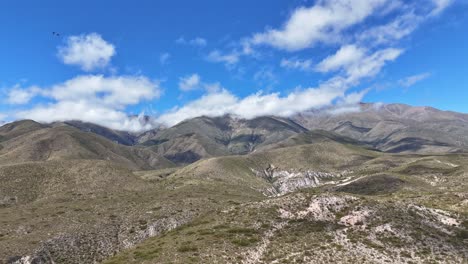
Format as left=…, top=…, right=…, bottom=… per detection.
left=0, top=0, right=467, bottom=131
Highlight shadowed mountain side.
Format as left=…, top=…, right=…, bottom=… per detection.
left=140, top=115, right=308, bottom=164
left=60, top=120, right=139, bottom=146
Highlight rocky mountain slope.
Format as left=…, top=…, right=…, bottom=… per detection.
left=14, top=103, right=465, bottom=164
left=1, top=103, right=467, bottom=263
left=0, top=120, right=174, bottom=170
left=293, top=103, right=468, bottom=153
left=102, top=147, right=468, bottom=263
left=138, top=115, right=308, bottom=165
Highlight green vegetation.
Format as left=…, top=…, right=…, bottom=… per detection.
left=1, top=117, right=468, bottom=263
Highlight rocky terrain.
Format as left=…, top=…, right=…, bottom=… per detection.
left=0, top=103, right=467, bottom=263
left=293, top=103, right=468, bottom=153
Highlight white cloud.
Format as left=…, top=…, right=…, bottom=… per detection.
left=58, top=33, right=115, bottom=71
left=316, top=45, right=366, bottom=73
left=430, top=0, right=453, bottom=16
left=327, top=105, right=362, bottom=115
left=158, top=40, right=404, bottom=126
left=12, top=75, right=161, bottom=132
left=250, top=0, right=389, bottom=51
left=316, top=45, right=403, bottom=81
left=158, top=76, right=354, bottom=126
left=176, top=37, right=207, bottom=47
left=356, top=0, right=454, bottom=45
left=398, top=72, right=431, bottom=87
left=345, top=48, right=403, bottom=82
left=46, top=75, right=159, bottom=106
left=325, top=88, right=370, bottom=115
left=206, top=50, right=240, bottom=65
left=178, top=74, right=225, bottom=93
left=281, top=58, right=313, bottom=71
left=160, top=52, right=171, bottom=65
left=342, top=89, right=370, bottom=105
left=357, top=13, right=421, bottom=45
left=6, top=85, right=42, bottom=104
left=179, top=74, right=201, bottom=91
left=17, top=102, right=158, bottom=132
left=204, top=82, right=223, bottom=93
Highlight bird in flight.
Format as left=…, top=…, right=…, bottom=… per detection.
left=52, top=31, right=61, bottom=37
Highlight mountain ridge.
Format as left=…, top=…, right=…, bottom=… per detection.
left=1, top=103, right=468, bottom=263
left=2, top=103, right=467, bottom=162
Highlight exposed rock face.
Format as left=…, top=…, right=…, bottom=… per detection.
left=7, top=214, right=194, bottom=264
left=278, top=195, right=358, bottom=221
left=255, top=164, right=349, bottom=196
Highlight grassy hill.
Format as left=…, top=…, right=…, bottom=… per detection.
left=1, top=108, right=468, bottom=263
left=0, top=122, right=174, bottom=170
left=103, top=151, right=468, bottom=264
left=139, top=115, right=308, bottom=164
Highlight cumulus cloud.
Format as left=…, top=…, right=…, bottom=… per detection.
left=176, top=37, right=208, bottom=47
left=316, top=45, right=366, bottom=73
left=250, top=0, right=389, bottom=51
left=342, top=89, right=370, bottom=105
left=346, top=48, right=403, bottom=81
left=179, top=74, right=201, bottom=91
left=398, top=72, right=431, bottom=87
left=6, top=85, right=42, bottom=104
left=157, top=75, right=358, bottom=126
left=17, top=102, right=158, bottom=132
left=158, top=42, right=403, bottom=126
left=317, top=45, right=403, bottom=82
left=324, top=88, right=370, bottom=115
left=281, top=58, right=313, bottom=71
left=11, top=75, right=161, bottom=132
left=58, top=33, right=115, bottom=71
left=242, top=0, right=452, bottom=53
left=178, top=74, right=224, bottom=93
left=204, top=82, right=223, bottom=93
left=7, top=1, right=454, bottom=132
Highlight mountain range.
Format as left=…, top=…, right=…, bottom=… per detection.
left=1, top=103, right=467, bottom=263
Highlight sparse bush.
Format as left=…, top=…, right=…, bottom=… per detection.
left=456, top=230, right=468, bottom=240
left=231, top=237, right=260, bottom=247
left=177, top=244, right=198, bottom=252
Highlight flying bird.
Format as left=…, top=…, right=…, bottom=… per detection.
left=52, top=31, right=61, bottom=37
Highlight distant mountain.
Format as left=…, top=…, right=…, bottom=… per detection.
left=59, top=120, right=138, bottom=146
left=293, top=103, right=468, bottom=153
left=0, top=120, right=174, bottom=170
left=0, top=119, right=48, bottom=142
left=2, top=103, right=468, bottom=167
left=138, top=115, right=308, bottom=164
left=2, top=104, right=468, bottom=263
